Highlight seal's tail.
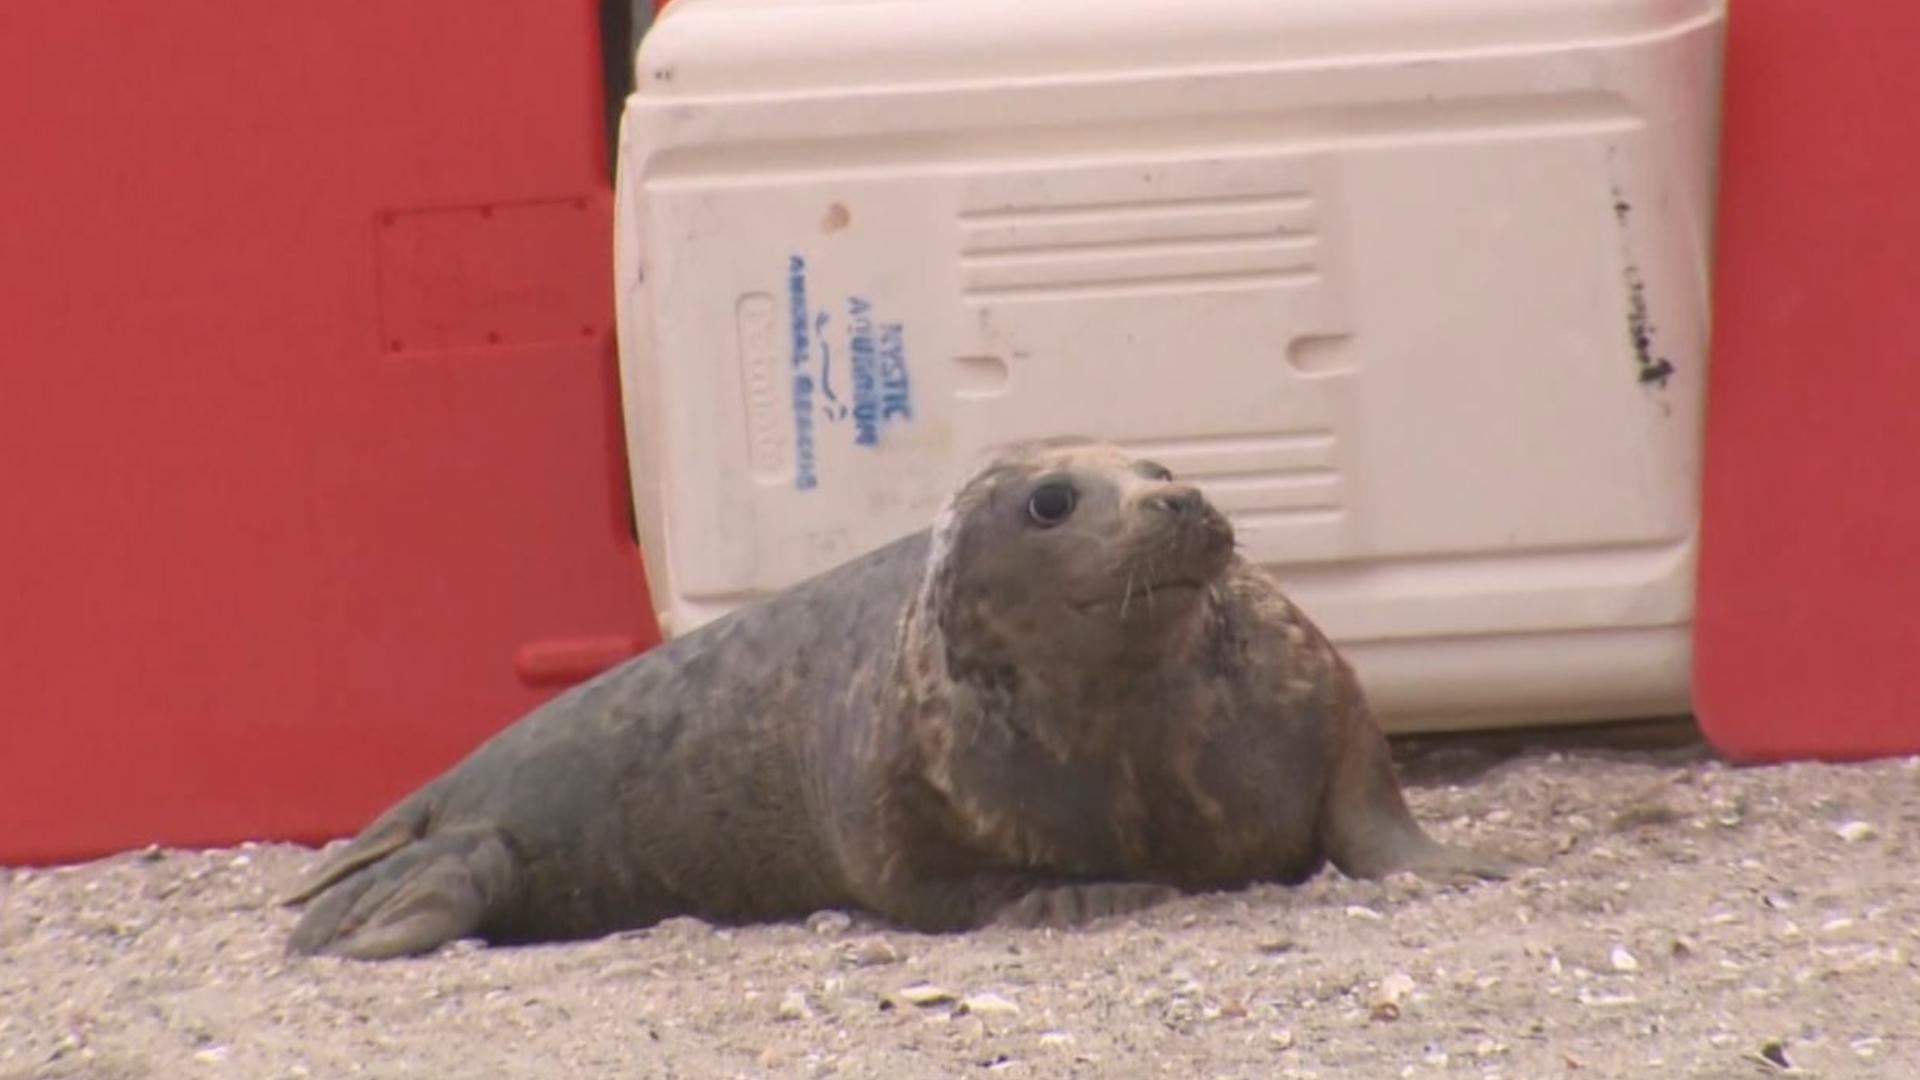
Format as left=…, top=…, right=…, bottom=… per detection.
left=282, top=820, right=519, bottom=961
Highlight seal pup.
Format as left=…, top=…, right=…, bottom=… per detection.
left=284, top=439, right=1510, bottom=959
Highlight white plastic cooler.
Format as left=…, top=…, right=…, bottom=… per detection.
left=612, top=0, right=1726, bottom=731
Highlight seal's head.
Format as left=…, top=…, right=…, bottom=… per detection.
left=923, top=438, right=1236, bottom=667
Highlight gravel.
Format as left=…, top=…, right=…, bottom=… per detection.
left=5, top=721, right=1918, bottom=1079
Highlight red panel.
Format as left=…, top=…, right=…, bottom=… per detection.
left=0, top=1, right=659, bottom=863
left=1694, top=0, right=1920, bottom=762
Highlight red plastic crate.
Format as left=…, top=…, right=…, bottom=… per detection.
left=0, top=1, right=659, bottom=863
left=1694, top=0, right=1920, bottom=762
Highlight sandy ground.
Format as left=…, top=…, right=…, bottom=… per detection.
left=4, top=720, right=1918, bottom=1080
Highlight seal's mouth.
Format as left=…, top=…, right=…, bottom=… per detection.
left=1072, top=578, right=1206, bottom=616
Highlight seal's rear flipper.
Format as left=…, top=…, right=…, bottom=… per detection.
left=285, top=825, right=519, bottom=960
left=278, top=799, right=434, bottom=907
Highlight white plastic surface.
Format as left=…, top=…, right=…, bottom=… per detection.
left=613, top=0, right=1725, bottom=732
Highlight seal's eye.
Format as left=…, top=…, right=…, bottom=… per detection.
left=1026, top=480, right=1077, bottom=528
left=1135, top=459, right=1174, bottom=482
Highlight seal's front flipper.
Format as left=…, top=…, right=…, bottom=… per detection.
left=989, top=881, right=1182, bottom=929
left=1320, top=722, right=1522, bottom=884
left=1348, top=821, right=1523, bottom=885
left=871, top=871, right=1180, bottom=932
left=285, top=826, right=519, bottom=960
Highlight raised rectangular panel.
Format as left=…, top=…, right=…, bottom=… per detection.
left=616, top=0, right=1725, bottom=731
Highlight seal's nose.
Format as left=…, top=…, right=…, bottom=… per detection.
left=1148, top=485, right=1206, bottom=520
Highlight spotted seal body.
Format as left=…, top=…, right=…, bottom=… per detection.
left=285, top=441, right=1509, bottom=959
